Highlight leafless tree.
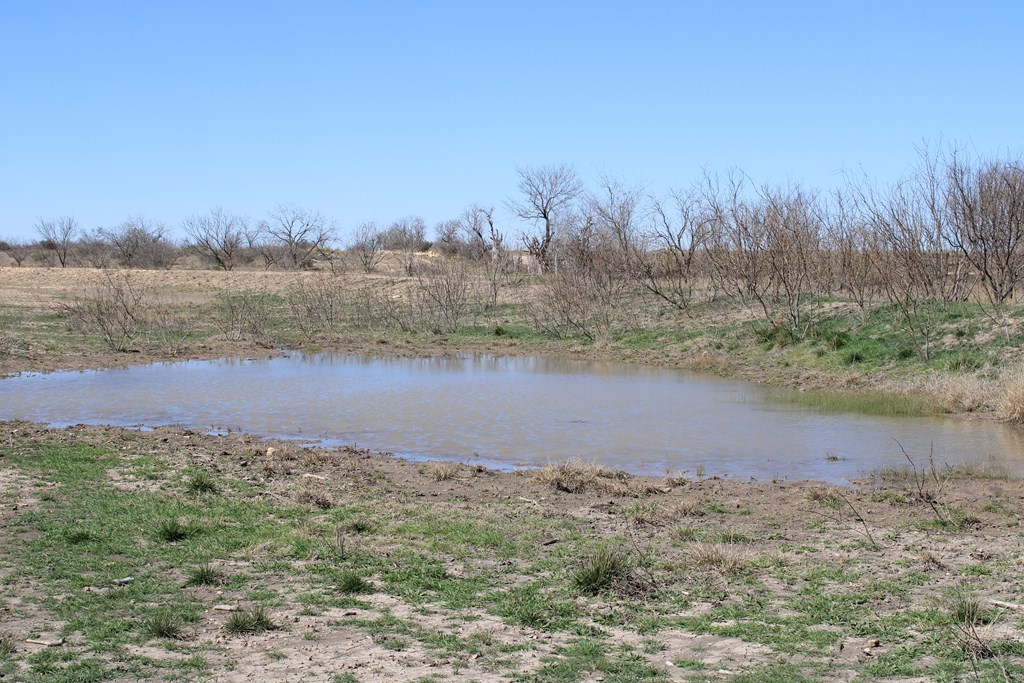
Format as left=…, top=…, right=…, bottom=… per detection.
left=3, top=238, right=34, bottom=267
left=77, top=228, right=115, bottom=268
left=459, top=203, right=494, bottom=260
left=860, top=176, right=968, bottom=360
left=508, top=164, right=583, bottom=271
left=260, top=204, right=335, bottom=270
left=940, top=152, right=1024, bottom=306
left=824, top=188, right=879, bottom=320
left=760, top=183, right=824, bottom=332
left=637, top=188, right=712, bottom=313
left=350, top=222, right=386, bottom=273
left=531, top=207, right=630, bottom=341
left=433, top=219, right=465, bottom=256
left=459, top=204, right=520, bottom=307
left=381, top=216, right=427, bottom=275
left=35, top=216, right=78, bottom=267
left=182, top=208, right=247, bottom=271
left=700, top=172, right=777, bottom=322
left=101, top=216, right=176, bottom=269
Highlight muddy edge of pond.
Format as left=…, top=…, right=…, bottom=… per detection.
left=3, top=418, right=1018, bottom=495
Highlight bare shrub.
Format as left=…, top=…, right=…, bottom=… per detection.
left=350, top=222, right=386, bottom=274
left=57, top=271, right=149, bottom=352
left=629, top=188, right=710, bottom=313
left=287, top=274, right=347, bottom=340
left=349, top=280, right=418, bottom=333
left=76, top=229, right=115, bottom=268
left=101, top=217, right=177, bottom=269
left=381, top=217, right=428, bottom=275
left=148, top=301, right=199, bottom=356
left=215, top=290, right=273, bottom=345
left=529, top=212, right=630, bottom=341
left=416, top=258, right=473, bottom=332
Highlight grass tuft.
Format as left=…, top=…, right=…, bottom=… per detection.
left=225, top=606, right=275, bottom=635
left=186, top=470, right=218, bottom=494
left=63, top=526, right=94, bottom=545
left=186, top=563, right=222, bottom=587
left=686, top=543, right=748, bottom=574
left=157, top=517, right=192, bottom=543
left=296, top=490, right=334, bottom=509
left=422, top=461, right=460, bottom=482
left=336, top=570, right=373, bottom=594
left=143, top=612, right=184, bottom=640
left=571, top=546, right=631, bottom=595
left=534, top=459, right=659, bottom=497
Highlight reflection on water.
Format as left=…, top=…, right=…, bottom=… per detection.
left=1, top=351, right=1021, bottom=483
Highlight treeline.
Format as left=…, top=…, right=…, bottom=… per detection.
left=0, top=205, right=337, bottom=271
left=494, top=148, right=1024, bottom=359
left=6, top=147, right=1024, bottom=359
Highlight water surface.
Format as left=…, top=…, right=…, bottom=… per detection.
left=1, top=352, right=1021, bottom=483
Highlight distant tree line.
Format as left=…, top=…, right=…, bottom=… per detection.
left=5, top=146, right=1024, bottom=359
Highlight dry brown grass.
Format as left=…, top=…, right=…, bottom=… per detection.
left=915, top=373, right=993, bottom=414
left=997, top=366, right=1024, bottom=423
left=685, top=543, right=748, bottom=574
left=422, top=461, right=460, bottom=482
left=672, top=499, right=706, bottom=517
left=533, top=459, right=661, bottom=497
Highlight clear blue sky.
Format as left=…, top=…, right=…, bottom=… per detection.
left=2, top=1, right=1022, bottom=241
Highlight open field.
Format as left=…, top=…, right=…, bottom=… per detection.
left=0, top=422, right=1022, bottom=682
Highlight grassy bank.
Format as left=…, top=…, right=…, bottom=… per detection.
left=0, top=423, right=1022, bottom=681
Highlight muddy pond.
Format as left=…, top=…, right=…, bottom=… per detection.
left=2, top=352, right=1021, bottom=483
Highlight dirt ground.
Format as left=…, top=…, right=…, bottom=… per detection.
left=1, top=422, right=1023, bottom=681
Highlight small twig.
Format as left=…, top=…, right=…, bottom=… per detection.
left=516, top=496, right=543, bottom=510
left=834, top=490, right=880, bottom=550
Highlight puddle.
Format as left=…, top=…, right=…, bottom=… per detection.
left=1, top=352, right=1021, bottom=483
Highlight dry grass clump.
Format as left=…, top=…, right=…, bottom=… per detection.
left=933, top=374, right=992, bottom=413
left=296, top=490, right=334, bottom=509
left=534, top=459, right=660, bottom=497
left=622, top=501, right=667, bottom=526
left=997, top=366, right=1024, bottom=423
left=685, top=543, right=748, bottom=574
left=807, top=487, right=844, bottom=508
left=423, top=461, right=460, bottom=482
left=672, top=499, right=705, bottom=518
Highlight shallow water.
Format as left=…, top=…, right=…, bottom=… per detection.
left=1, top=352, right=1021, bottom=483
